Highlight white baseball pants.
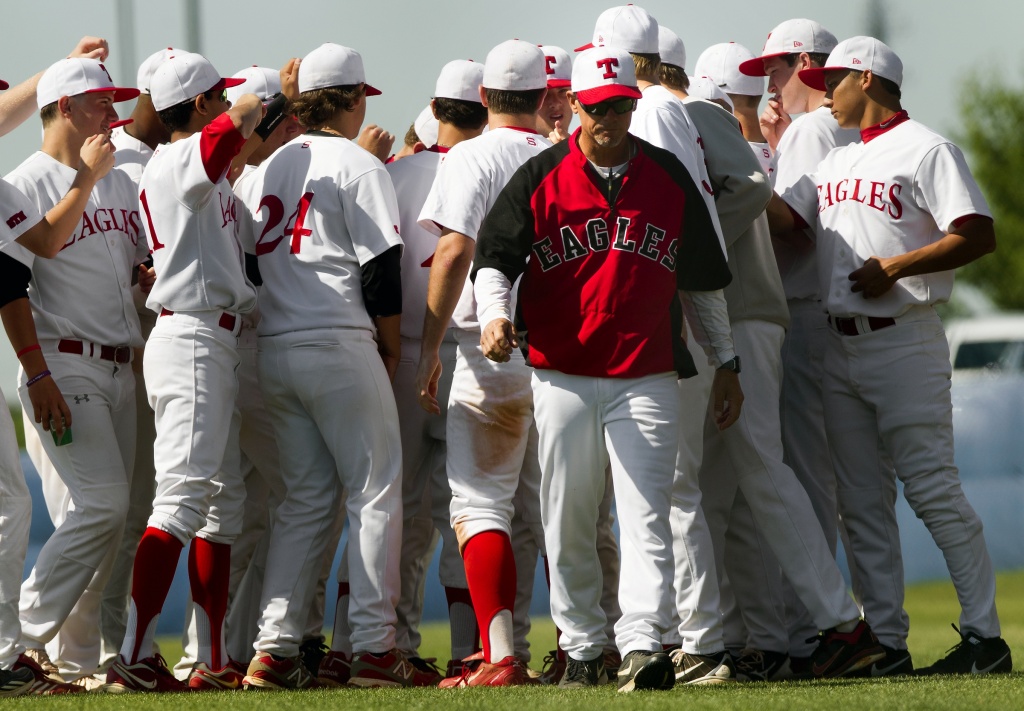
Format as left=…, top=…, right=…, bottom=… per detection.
left=0, top=393, right=31, bottom=670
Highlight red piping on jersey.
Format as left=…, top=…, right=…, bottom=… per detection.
left=495, top=125, right=541, bottom=135
left=199, top=113, right=246, bottom=185
left=861, top=110, right=909, bottom=143
left=426, top=145, right=451, bottom=153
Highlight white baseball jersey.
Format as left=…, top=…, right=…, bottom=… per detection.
left=386, top=146, right=445, bottom=340
left=142, top=113, right=256, bottom=315
left=242, top=132, right=402, bottom=337
left=418, top=126, right=550, bottom=331
left=782, top=115, right=990, bottom=318
left=750, top=141, right=773, bottom=179
left=5, top=153, right=146, bottom=347
left=770, top=106, right=860, bottom=301
left=0, top=179, right=43, bottom=256
left=111, top=126, right=155, bottom=185
left=230, top=163, right=264, bottom=333
left=631, top=85, right=726, bottom=255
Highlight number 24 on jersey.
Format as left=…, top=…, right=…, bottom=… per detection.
left=255, top=192, right=315, bottom=256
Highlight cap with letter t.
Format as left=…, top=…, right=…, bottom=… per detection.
left=798, top=36, right=903, bottom=91
left=572, top=46, right=643, bottom=103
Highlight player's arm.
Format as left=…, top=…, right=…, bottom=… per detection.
left=849, top=216, right=995, bottom=299
left=0, top=254, right=70, bottom=434
left=228, top=59, right=298, bottom=184
left=15, top=134, right=115, bottom=258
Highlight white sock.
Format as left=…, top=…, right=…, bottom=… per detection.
left=487, top=610, right=515, bottom=663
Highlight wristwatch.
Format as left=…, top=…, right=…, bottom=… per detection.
left=717, top=356, right=741, bottom=374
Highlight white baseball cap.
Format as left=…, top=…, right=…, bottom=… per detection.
left=799, top=36, right=904, bottom=91
left=738, top=18, right=838, bottom=77
left=414, top=104, right=439, bottom=147
left=226, top=66, right=281, bottom=105
left=540, top=46, right=572, bottom=88
left=482, top=40, right=547, bottom=91
left=37, top=58, right=139, bottom=110
left=577, top=4, right=659, bottom=54
left=694, top=42, right=764, bottom=97
left=137, top=48, right=181, bottom=95
left=658, top=27, right=686, bottom=69
left=434, top=59, right=484, bottom=102
left=572, top=46, right=642, bottom=104
left=299, top=43, right=381, bottom=96
left=150, top=52, right=244, bottom=112
left=688, top=76, right=735, bottom=111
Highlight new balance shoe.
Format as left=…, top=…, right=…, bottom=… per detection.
left=0, top=664, right=34, bottom=696
left=22, top=649, right=63, bottom=682
left=13, top=655, right=82, bottom=695
left=670, top=649, right=735, bottom=685
left=810, top=621, right=886, bottom=678
left=439, top=652, right=531, bottom=688
left=104, top=655, right=188, bottom=693
left=559, top=656, right=607, bottom=688
left=348, top=649, right=440, bottom=687
left=915, top=625, right=1011, bottom=676
left=734, top=648, right=791, bottom=681
left=849, top=645, right=913, bottom=677
left=243, top=651, right=319, bottom=690
left=538, top=648, right=566, bottom=685
left=188, top=661, right=245, bottom=691
left=616, top=650, right=675, bottom=693
left=317, top=651, right=352, bottom=687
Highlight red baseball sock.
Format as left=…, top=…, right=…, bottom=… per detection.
left=121, top=527, right=183, bottom=663
left=188, top=537, right=231, bottom=670
left=462, top=531, right=516, bottom=662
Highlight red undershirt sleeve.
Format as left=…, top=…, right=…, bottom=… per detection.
left=199, top=113, right=246, bottom=185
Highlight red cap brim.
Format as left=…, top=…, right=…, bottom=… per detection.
left=0, top=79, right=9, bottom=91
left=575, top=85, right=643, bottom=104
left=798, top=66, right=848, bottom=91
left=737, top=52, right=790, bottom=77
left=547, top=79, right=571, bottom=89
left=211, top=77, right=247, bottom=92
left=574, top=42, right=595, bottom=52
left=364, top=83, right=382, bottom=96
left=85, top=86, right=141, bottom=103
left=109, top=118, right=134, bottom=129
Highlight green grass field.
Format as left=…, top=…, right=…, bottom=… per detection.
left=8, top=570, right=1024, bottom=709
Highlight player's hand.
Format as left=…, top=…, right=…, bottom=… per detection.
left=137, top=264, right=157, bottom=294
left=29, top=375, right=72, bottom=434
left=358, top=124, right=395, bottom=163
left=849, top=256, right=899, bottom=298
left=759, top=97, right=792, bottom=152
left=710, top=368, right=743, bottom=431
left=229, top=94, right=266, bottom=138
left=67, top=36, right=108, bottom=61
left=415, top=350, right=443, bottom=415
left=279, top=58, right=301, bottom=102
left=548, top=119, right=568, bottom=145
left=481, top=318, right=518, bottom=363
left=78, top=133, right=116, bottom=183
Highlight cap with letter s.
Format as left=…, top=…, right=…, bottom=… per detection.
left=37, top=57, right=139, bottom=109
left=435, top=59, right=484, bottom=102
left=694, top=42, right=764, bottom=97
left=572, top=46, right=643, bottom=104
left=482, top=39, right=547, bottom=91
left=738, top=18, right=838, bottom=76
left=577, top=4, right=659, bottom=54
left=299, top=43, right=381, bottom=96
left=149, top=52, right=245, bottom=111
left=798, top=36, right=904, bottom=91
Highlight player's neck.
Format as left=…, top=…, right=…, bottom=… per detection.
left=487, top=112, right=538, bottom=132
left=666, top=86, right=688, bottom=102
left=126, top=111, right=169, bottom=150
left=804, top=88, right=828, bottom=114
left=436, top=123, right=482, bottom=148
left=636, top=77, right=658, bottom=91
left=860, top=99, right=904, bottom=132
left=734, top=110, right=766, bottom=143
left=578, top=132, right=632, bottom=168
left=41, top=130, right=84, bottom=170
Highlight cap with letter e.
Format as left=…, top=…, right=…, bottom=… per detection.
left=799, top=36, right=904, bottom=91
left=37, top=58, right=139, bottom=109
left=572, top=46, right=643, bottom=103
left=540, top=46, right=572, bottom=88
left=483, top=40, right=547, bottom=91
left=738, top=18, right=838, bottom=76
left=435, top=59, right=484, bottom=102
left=150, top=52, right=245, bottom=111
left=576, top=4, right=659, bottom=54
left=299, top=43, right=381, bottom=96
left=695, top=42, right=764, bottom=97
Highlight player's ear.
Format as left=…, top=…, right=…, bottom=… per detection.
left=535, top=87, right=548, bottom=112
left=58, top=95, right=73, bottom=119
left=567, top=91, right=580, bottom=115
left=194, top=92, right=207, bottom=117
left=861, top=70, right=875, bottom=91
left=412, top=141, right=426, bottom=154
left=479, top=85, right=488, bottom=108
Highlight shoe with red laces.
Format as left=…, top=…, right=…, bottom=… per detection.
left=243, top=651, right=320, bottom=690
left=13, top=655, right=82, bottom=695
left=348, top=649, right=440, bottom=688
left=317, top=651, right=352, bottom=687
left=439, top=652, right=532, bottom=688
left=810, top=621, right=886, bottom=678
left=188, top=661, right=245, bottom=691
left=103, top=654, right=187, bottom=693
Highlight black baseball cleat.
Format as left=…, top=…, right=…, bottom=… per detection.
left=850, top=645, right=913, bottom=677
left=559, top=656, right=607, bottom=688
left=809, top=620, right=886, bottom=678
left=670, top=648, right=735, bottom=685
left=616, top=650, right=675, bottom=692
left=915, top=624, right=1012, bottom=676
left=733, top=648, right=790, bottom=682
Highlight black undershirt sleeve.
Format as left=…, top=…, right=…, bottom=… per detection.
left=0, top=251, right=31, bottom=308
left=361, top=244, right=402, bottom=318
left=244, top=252, right=262, bottom=286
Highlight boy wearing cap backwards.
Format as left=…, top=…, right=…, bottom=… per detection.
left=103, top=51, right=265, bottom=693
left=237, top=42, right=426, bottom=690
left=472, top=46, right=737, bottom=691
left=771, top=36, right=1011, bottom=677
left=414, top=39, right=550, bottom=688
left=1, top=54, right=147, bottom=687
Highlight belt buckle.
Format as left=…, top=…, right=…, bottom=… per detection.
left=114, top=345, right=132, bottom=364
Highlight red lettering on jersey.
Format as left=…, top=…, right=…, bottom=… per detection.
left=526, top=136, right=537, bottom=146
left=79, top=210, right=97, bottom=240
left=95, top=208, right=114, bottom=232
left=97, top=63, right=113, bottom=83
left=140, top=189, right=164, bottom=250
left=887, top=184, right=904, bottom=219
left=545, top=55, right=557, bottom=75
left=835, top=178, right=849, bottom=203
left=218, top=192, right=236, bottom=228
left=127, top=210, right=141, bottom=244
left=850, top=178, right=867, bottom=203
left=286, top=192, right=314, bottom=254
left=596, top=57, right=619, bottom=79
left=5, top=211, right=26, bottom=229
left=254, top=194, right=285, bottom=256
left=868, top=181, right=886, bottom=211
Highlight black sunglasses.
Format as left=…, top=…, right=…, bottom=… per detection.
left=579, top=97, right=637, bottom=116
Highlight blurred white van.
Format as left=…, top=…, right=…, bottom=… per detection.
left=945, top=314, right=1024, bottom=373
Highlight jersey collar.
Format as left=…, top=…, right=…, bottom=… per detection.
left=494, top=125, right=541, bottom=135
left=426, top=144, right=451, bottom=153
left=861, top=110, right=909, bottom=144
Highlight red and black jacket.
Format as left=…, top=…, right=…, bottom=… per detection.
left=473, top=128, right=730, bottom=379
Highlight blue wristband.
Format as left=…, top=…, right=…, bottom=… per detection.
left=26, top=369, right=51, bottom=387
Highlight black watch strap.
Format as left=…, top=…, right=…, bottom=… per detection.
left=717, top=355, right=741, bottom=374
